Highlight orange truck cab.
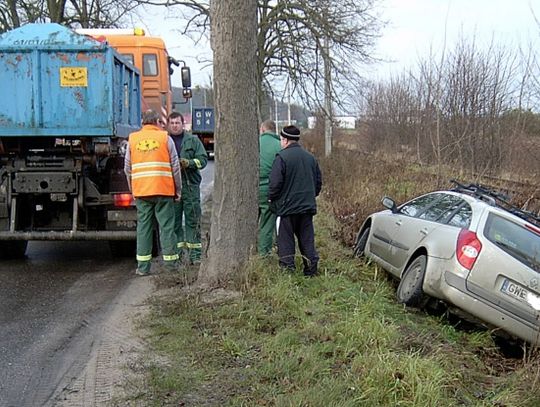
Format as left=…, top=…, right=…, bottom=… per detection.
left=76, top=28, right=192, bottom=123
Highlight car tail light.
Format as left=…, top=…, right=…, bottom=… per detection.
left=456, top=229, right=482, bottom=270
left=113, top=193, right=134, bottom=207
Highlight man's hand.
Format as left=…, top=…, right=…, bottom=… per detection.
left=180, top=158, right=189, bottom=169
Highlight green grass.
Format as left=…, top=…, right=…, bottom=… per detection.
left=121, top=205, right=539, bottom=406
left=121, top=145, right=540, bottom=406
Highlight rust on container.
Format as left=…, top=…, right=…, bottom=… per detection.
left=57, top=53, right=70, bottom=63
left=76, top=52, right=91, bottom=62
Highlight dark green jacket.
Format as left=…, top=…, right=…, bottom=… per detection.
left=172, top=132, right=208, bottom=187
left=259, top=131, right=281, bottom=188
left=268, top=143, right=322, bottom=216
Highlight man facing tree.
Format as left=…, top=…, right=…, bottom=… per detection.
left=258, top=119, right=281, bottom=255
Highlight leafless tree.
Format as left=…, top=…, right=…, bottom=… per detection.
left=197, top=0, right=258, bottom=287
left=0, top=0, right=140, bottom=32
left=132, top=0, right=383, bottom=120
left=361, top=36, right=540, bottom=179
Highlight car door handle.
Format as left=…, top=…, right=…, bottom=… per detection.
left=395, top=220, right=402, bottom=226
left=419, top=228, right=428, bottom=235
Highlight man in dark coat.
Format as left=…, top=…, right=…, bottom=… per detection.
left=268, top=125, right=322, bottom=276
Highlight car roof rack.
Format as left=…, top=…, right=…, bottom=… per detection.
left=449, top=179, right=540, bottom=227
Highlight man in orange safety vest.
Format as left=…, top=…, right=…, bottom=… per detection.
left=124, top=110, right=182, bottom=275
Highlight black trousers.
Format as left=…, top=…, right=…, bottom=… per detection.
left=277, top=213, right=319, bottom=275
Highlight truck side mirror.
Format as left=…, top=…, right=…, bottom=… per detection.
left=182, top=88, right=192, bottom=99
left=181, top=67, right=191, bottom=88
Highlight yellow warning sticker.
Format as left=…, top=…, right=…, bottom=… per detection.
left=136, top=139, right=160, bottom=152
left=60, top=67, right=88, bottom=87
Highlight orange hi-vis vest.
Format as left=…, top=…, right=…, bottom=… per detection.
left=129, top=125, right=175, bottom=197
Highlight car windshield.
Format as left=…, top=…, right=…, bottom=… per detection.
left=484, top=213, right=540, bottom=272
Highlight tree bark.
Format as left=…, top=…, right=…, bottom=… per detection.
left=197, top=0, right=259, bottom=287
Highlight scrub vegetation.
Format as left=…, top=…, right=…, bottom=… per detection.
left=121, top=135, right=540, bottom=406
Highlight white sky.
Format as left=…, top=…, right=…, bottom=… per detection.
left=135, top=0, right=540, bottom=86
left=133, top=6, right=212, bottom=88
left=374, top=0, right=540, bottom=79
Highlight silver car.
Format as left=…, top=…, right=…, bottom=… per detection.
left=354, top=183, right=540, bottom=345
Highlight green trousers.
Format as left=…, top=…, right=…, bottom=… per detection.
left=136, top=197, right=178, bottom=273
left=258, top=188, right=276, bottom=256
left=174, top=184, right=202, bottom=261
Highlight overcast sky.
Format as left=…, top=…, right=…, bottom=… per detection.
left=137, top=0, right=540, bottom=86
left=374, top=0, right=540, bottom=78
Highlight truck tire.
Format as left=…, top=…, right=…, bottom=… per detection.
left=0, top=240, right=28, bottom=259
left=109, top=240, right=136, bottom=258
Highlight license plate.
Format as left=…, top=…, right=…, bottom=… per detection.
left=501, top=279, right=539, bottom=309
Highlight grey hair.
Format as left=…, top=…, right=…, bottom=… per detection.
left=142, top=110, right=160, bottom=125
left=260, top=119, right=276, bottom=133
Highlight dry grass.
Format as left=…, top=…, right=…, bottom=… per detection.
left=302, top=129, right=540, bottom=248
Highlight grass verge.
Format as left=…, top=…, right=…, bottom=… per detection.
left=121, top=201, right=539, bottom=406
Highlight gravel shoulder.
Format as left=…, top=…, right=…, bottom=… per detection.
left=54, top=276, right=155, bottom=406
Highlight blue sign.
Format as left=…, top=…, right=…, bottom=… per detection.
left=192, top=107, right=214, bottom=133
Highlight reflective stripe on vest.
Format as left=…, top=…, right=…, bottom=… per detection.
left=129, top=127, right=175, bottom=197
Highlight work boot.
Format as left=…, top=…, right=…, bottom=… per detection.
left=135, top=268, right=150, bottom=276
left=162, top=259, right=182, bottom=273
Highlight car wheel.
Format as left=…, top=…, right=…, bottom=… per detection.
left=353, top=227, right=370, bottom=258
left=397, top=255, right=428, bottom=307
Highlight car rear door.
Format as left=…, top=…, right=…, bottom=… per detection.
left=466, top=211, right=540, bottom=326
left=390, top=193, right=469, bottom=269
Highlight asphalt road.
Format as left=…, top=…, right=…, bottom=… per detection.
left=0, top=161, right=214, bottom=407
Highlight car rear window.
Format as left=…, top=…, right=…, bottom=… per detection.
left=418, top=194, right=471, bottom=227
left=484, top=213, right=540, bottom=272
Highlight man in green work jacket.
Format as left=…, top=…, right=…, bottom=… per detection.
left=258, top=119, right=281, bottom=255
left=167, top=111, right=208, bottom=265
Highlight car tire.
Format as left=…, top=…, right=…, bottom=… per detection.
left=353, top=227, right=370, bottom=258
left=397, top=255, right=428, bottom=307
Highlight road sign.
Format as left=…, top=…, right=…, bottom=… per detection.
left=192, top=107, right=214, bottom=134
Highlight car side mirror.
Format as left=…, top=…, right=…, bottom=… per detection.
left=381, top=196, right=397, bottom=213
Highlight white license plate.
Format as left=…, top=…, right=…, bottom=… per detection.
left=501, top=279, right=540, bottom=309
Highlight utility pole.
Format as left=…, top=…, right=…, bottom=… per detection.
left=274, top=97, right=279, bottom=133
left=287, top=79, right=291, bottom=124
left=323, top=35, right=332, bottom=157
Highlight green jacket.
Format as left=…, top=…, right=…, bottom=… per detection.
left=174, top=132, right=208, bottom=187
left=259, top=131, right=281, bottom=190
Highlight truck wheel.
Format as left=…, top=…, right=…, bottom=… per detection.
left=109, top=240, right=136, bottom=258
left=397, top=255, right=428, bottom=307
left=0, top=240, right=28, bottom=259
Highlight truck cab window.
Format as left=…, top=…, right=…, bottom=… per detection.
left=143, top=54, right=158, bottom=76
left=122, top=53, right=134, bottom=65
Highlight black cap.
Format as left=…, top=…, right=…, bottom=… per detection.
left=280, top=125, right=300, bottom=140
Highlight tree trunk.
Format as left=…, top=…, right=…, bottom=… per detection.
left=197, top=0, right=259, bottom=287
